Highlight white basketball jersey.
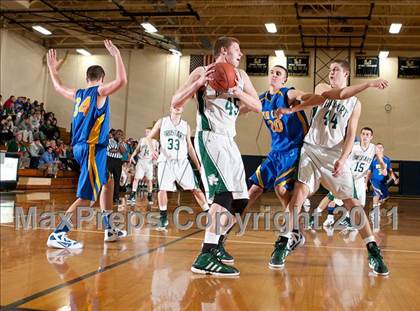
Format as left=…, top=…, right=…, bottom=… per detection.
left=158, top=116, right=188, bottom=162
left=350, top=141, right=376, bottom=179
left=137, top=137, right=158, bottom=160
left=196, top=68, right=244, bottom=137
left=304, top=97, right=359, bottom=149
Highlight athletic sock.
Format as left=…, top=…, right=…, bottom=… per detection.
left=54, top=219, right=71, bottom=234
left=202, top=231, right=220, bottom=253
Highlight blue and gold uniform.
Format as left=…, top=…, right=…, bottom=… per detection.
left=369, top=156, right=392, bottom=200
left=250, top=87, right=309, bottom=190
left=72, top=85, right=110, bottom=201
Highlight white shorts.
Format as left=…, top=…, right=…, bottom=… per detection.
left=135, top=159, right=154, bottom=180
left=354, top=177, right=367, bottom=206
left=195, top=131, right=248, bottom=203
left=157, top=158, right=197, bottom=192
left=298, top=143, right=356, bottom=200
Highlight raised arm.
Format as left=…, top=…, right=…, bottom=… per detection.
left=171, top=65, right=215, bottom=109
left=275, top=86, right=326, bottom=116
left=233, top=70, right=261, bottom=113
left=97, top=40, right=128, bottom=97
left=186, top=126, right=201, bottom=170
left=47, top=49, right=76, bottom=101
left=145, top=119, right=162, bottom=161
left=321, top=79, right=388, bottom=100
left=333, top=101, right=361, bottom=177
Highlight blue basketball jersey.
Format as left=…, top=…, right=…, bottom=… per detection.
left=260, top=87, right=309, bottom=152
left=369, top=156, right=391, bottom=183
left=71, top=85, right=110, bottom=147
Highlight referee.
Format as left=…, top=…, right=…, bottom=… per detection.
left=107, top=129, right=126, bottom=204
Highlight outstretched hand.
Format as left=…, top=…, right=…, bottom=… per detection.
left=47, top=49, right=64, bottom=72
left=368, top=78, right=389, bottom=90
left=104, top=39, right=120, bottom=57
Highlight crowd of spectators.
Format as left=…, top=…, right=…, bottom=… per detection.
left=1, top=94, right=142, bottom=186
left=1, top=94, right=73, bottom=176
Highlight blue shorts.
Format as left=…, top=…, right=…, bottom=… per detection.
left=371, top=179, right=389, bottom=201
left=73, top=143, right=108, bottom=201
left=250, top=148, right=299, bottom=191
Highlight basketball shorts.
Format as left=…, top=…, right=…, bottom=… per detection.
left=250, top=148, right=299, bottom=191
left=195, top=131, right=248, bottom=203
left=298, top=143, right=357, bottom=200
left=135, top=159, right=154, bottom=180
left=327, top=177, right=366, bottom=206
left=157, top=158, right=198, bottom=192
left=73, top=143, right=108, bottom=202
left=371, top=179, right=389, bottom=201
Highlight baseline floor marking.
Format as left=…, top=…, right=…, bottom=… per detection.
left=1, top=229, right=202, bottom=310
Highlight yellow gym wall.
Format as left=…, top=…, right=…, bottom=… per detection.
left=1, top=30, right=419, bottom=161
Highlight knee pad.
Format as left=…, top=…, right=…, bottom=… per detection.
left=232, top=199, right=249, bottom=216
left=213, top=192, right=234, bottom=213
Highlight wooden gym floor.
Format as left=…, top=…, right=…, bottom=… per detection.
left=1, top=191, right=419, bottom=310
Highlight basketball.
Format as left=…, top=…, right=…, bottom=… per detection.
left=208, top=62, right=237, bottom=92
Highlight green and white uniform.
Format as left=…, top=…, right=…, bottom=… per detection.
left=157, top=116, right=197, bottom=191
left=135, top=137, right=158, bottom=180
left=298, top=96, right=360, bottom=200
left=327, top=141, right=376, bottom=205
left=195, top=68, right=248, bottom=203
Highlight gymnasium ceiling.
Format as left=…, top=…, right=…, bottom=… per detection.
left=1, top=0, right=420, bottom=53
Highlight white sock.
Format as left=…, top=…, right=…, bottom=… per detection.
left=363, top=236, right=375, bottom=244
left=204, top=231, right=220, bottom=245
left=202, top=203, right=209, bottom=212
left=159, top=205, right=167, bottom=211
left=327, top=214, right=334, bottom=220
left=315, top=207, right=323, bottom=214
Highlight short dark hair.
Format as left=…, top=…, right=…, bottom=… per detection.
left=361, top=127, right=373, bottom=135
left=86, top=65, right=105, bottom=82
left=273, top=65, right=288, bottom=79
left=332, top=59, right=350, bottom=73
left=376, top=142, right=383, bottom=146
left=213, top=37, right=240, bottom=58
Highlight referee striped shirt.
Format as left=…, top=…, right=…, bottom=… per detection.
left=107, top=138, right=122, bottom=159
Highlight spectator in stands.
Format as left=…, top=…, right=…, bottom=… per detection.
left=51, top=118, right=60, bottom=139
left=14, top=97, right=25, bottom=113
left=38, top=145, right=59, bottom=177
left=40, top=119, right=55, bottom=139
left=30, top=110, right=41, bottom=130
left=28, top=134, right=44, bottom=168
left=1, top=116, right=14, bottom=144
left=16, top=114, right=33, bottom=142
left=7, top=131, right=30, bottom=168
left=0, top=94, right=3, bottom=107
left=3, top=96, right=15, bottom=114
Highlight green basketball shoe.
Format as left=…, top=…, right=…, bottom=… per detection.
left=368, top=244, right=389, bottom=276
left=269, top=239, right=289, bottom=269
left=191, top=250, right=240, bottom=276
left=215, top=242, right=234, bottom=264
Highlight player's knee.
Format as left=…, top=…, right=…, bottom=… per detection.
left=232, top=199, right=248, bottom=216
left=213, top=192, right=234, bottom=214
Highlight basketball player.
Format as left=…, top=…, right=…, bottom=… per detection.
left=172, top=37, right=262, bottom=276
left=46, top=40, right=127, bottom=248
left=128, top=128, right=159, bottom=205
left=367, top=143, right=399, bottom=230
left=269, top=59, right=390, bottom=276
left=246, top=65, right=318, bottom=254
left=145, top=105, right=209, bottom=231
left=310, top=127, right=386, bottom=230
